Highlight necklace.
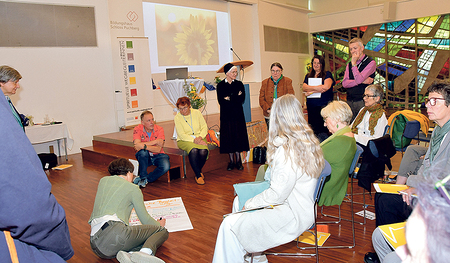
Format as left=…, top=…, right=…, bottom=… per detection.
left=182, top=113, right=194, bottom=135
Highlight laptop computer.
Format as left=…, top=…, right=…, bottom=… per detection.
left=166, top=67, right=188, bottom=80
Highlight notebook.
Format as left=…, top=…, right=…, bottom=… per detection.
left=166, top=67, right=188, bottom=80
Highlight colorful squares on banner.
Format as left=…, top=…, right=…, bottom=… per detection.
left=130, top=77, right=136, bottom=85
left=126, top=41, right=133, bottom=48
left=128, top=65, right=135, bottom=73
left=131, top=89, right=137, bottom=96
left=132, top=100, right=138, bottom=108
left=127, top=53, right=134, bottom=61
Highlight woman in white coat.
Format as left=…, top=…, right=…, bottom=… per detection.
left=212, top=94, right=325, bottom=263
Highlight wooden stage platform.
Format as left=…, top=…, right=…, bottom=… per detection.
left=81, top=108, right=265, bottom=181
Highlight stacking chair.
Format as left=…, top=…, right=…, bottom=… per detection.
left=250, top=160, right=332, bottom=263
left=395, top=120, right=420, bottom=156
left=315, top=145, right=362, bottom=248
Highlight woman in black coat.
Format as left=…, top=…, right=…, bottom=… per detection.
left=217, top=63, right=250, bottom=170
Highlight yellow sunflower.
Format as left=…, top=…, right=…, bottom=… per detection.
left=174, top=15, right=215, bottom=65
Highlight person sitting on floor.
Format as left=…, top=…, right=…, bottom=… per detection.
left=365, top=80, right=450, bottom=263
left=89, top=158, right=168, bottom=263
left=133, top=110, right=170, bottom=187
left=351, top=84, right=388, bottom=147
left=319, top=100, right=357, bottom=206
left=212, top=94, right=324, bottom=263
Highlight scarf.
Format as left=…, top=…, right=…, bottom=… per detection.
left=271, top=75, right=283, bottom=100
left=351, top=104, right=384, bottom=136
left=429, top=119, right=450, bottom=162
left=320, top=126, right=351, bottom=147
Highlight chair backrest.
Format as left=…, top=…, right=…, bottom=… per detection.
left=349, top=144, right=364, bottom=176
left=403, top=120, right=421, bottom=139
left=313, top=160, right=331, bottom=204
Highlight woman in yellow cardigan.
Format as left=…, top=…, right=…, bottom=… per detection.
left=174, top=97, right=209, bottom=185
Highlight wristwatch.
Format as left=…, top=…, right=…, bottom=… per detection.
left=144, top=144, right=147, bottom=151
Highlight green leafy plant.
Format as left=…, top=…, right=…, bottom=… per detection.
left=184, top=81, right=206, bottom=109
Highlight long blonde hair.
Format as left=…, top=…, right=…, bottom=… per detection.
left=267, top=94, right=324, bottom=178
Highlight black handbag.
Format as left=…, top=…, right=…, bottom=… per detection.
left=253, top=146, right=267, bottom=164
left=38, top=153, right=58, bottom=170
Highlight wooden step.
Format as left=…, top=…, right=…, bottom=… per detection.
left=81, top=140, right=184, bottom=182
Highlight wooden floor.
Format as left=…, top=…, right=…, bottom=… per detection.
left=47, top=151, right=402, bottom=263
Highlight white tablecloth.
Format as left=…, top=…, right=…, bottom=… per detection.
left=158, top=79, right=204, bottom=106
left=25, top=123, right=74, bottom=150
left=158, top=79, right=205, bottom=139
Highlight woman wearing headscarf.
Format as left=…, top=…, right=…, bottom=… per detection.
left=217, top=63, right=250, bottom=171
left=259, top=62, right=294, bottom=129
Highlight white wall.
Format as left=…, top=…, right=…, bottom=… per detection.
left=257, top=0, right=311, bottom=104
left=2, top=0, right=116, bottom=155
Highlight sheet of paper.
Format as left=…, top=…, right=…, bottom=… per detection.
left=307, top=78, right=322, bottom=98
left=373, top=183, right=409, bottom=194
left=298, top=231, right=330, bottom=246
left=379, top=222, right=406, bottom=249
left=355, top=210, right=376, bottom=220
left=128, top=197, right=193, bottom=232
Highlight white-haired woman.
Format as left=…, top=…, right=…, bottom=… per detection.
left=319, top=101, right=356, bottom=206
left=212, top=94, right=325, bottom=263
left=351, top=84, right=388, bottom=146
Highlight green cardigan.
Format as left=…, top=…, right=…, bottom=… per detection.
left=89, top=176, right=158, bottom=226
left=319, top=135, right=356, bottom=206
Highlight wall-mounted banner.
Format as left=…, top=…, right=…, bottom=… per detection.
left=118, top=38, right=154, bottom=126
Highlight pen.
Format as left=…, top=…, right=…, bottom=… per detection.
left=398, top=190, right=418, bottom=197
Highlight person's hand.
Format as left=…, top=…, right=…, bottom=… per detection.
left=193, top=137, right=201, bottom=144
left=158, top=218, right=166, bottom=227
left=351, top=54, right=359, bottom=66
left=238, top=91, right=242, bottom=96
left=134, top=142, right=144, bottom=151
left=224, top=96, right=230, bottom=101
left=304, top=91, right=313, bottom=96
left=198, top=140, right=207, bottom=146
left=267, top=109, right=271, bottom=114
left=400, top=187, right=417, bottom=206
left=363, top=77, right=374, bottom=84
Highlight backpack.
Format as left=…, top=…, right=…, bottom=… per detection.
left=389, top=114, right=411, bottom=149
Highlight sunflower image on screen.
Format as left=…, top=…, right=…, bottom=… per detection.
left=155, top=4, right=219, bottom=66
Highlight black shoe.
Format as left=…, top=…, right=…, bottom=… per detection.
left=364, top=252, right=380, bottom=263
left=227, top=162, right=235, bottom=171
left=236, top=162, right=244, bottom=170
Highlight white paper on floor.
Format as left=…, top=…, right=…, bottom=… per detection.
left=355, top=210, right=376, bottom=220
left=129, top=197, right=193, bottom=232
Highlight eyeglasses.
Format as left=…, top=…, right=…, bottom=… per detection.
left=435, top=174, right=450, bottom=205
left=178, top=106, right=189, bottom=111
left=363, top=94, right=377, bottom=98
left=271, top=70, right=281, bottom=73
left=425, top=97, right=446, bottom=106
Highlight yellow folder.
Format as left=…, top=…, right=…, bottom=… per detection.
left=298, top=231, right=331, bottom=246
left=379, top=222, right=406, bottom=249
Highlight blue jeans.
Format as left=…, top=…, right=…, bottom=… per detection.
left=135, top=150, right=170, bottom=183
